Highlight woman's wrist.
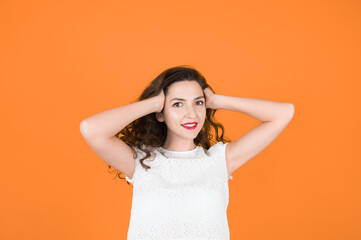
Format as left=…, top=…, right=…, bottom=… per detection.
left=148, top=95, right=163, bottom=113
left=209, top=94, right=222, bottom=110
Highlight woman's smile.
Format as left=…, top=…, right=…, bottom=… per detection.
left=181, top=122, right=198, bottom=130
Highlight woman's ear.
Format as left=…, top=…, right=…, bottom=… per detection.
left=155, top=112, right=164, bottom=122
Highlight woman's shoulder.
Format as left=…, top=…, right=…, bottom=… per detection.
left=207, top=141, right=229, bottom=151
left=205, top=141, right=230, bottom=157
left=129, top=144, right=158, bottom=158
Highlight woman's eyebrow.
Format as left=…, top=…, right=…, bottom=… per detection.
left=170, top=96, right=205, bottom=101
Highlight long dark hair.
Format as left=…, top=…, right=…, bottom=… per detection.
left=110, top=65, right=230, bottom=184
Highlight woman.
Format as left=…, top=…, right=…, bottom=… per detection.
left=80, top=65, right=295, bottom=239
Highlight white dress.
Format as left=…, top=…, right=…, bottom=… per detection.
left=125, top=141, right=233, bottom=240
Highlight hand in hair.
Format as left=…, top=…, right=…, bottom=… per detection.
left=203, top=87, right=218, bottom=109
left=154, top=90, right=165, bottom=113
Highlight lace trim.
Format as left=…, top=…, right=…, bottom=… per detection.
left=156, top=145, right=205, bottom=159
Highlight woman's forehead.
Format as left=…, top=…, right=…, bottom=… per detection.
left=167, top=81, right=203, bottom=97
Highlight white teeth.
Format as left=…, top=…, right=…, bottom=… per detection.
left=183, top=123, right=196, bottom=127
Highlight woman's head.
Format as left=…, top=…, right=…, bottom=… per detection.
left=155, top=80, right=206, bottom=150
left=112, top=65, right=230, bottom=183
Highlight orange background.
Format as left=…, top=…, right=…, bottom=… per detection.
left=1, top=0, right=360, bottom=239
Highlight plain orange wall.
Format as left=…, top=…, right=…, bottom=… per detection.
left=1, top=0, right=360, bottom=239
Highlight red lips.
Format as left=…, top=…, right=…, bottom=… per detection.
left=182, top=122, right=197, bottom=125
left=181, top=122, right=197, bottom=130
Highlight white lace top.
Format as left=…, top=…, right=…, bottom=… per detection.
left=125, top=141, right=233, bottom=240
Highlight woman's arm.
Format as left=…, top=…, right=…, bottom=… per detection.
left=212, top=94, right=294, bottom=122
left=80, top=93, right=163, bottom=139
left=205, top=89, right=294, bottom=175
left=78, top=91, right=164, bottom=179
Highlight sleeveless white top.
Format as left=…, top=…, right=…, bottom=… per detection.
left=125, top=141, right=233, bottom=240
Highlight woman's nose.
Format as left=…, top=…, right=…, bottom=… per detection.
left=185, top=105, right=197, bottom=117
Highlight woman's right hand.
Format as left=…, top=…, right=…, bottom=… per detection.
left=154, top=89, right=165, bottom=113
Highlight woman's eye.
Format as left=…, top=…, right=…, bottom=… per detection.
left=173, top=101, right=203, bottom=107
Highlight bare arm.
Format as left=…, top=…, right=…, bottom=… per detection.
left=79, top=91, right=164, bottom=179
left=211, top=94, right=294, bottom=122
left=80, top=96, right=162, bottom=139
left=205, top=90, right=294, bottom=175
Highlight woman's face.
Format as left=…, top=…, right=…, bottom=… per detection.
left=156, top=80, right=206, bottom=144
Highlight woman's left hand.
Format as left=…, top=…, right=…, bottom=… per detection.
left=203, top=87, right=218, bottom=109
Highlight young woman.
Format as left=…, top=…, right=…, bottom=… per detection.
left=80, top=65, right=295, bottom=240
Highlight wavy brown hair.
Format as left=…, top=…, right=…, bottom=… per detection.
left=109, top=65, right=231, bottom=184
